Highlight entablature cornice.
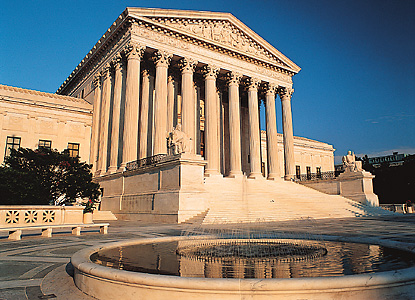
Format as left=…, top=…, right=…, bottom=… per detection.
left=0, top=96, right=93, bottom=116
left=56, top=15, right=133, bottom=95
left=131, top=24, right=293, bottom=86
left=127, top=7, right=300, bottom=73
left=129, top=16, right=296, bottom=78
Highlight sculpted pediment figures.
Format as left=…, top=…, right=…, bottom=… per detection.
left=139, top=15, right=293, bottom=70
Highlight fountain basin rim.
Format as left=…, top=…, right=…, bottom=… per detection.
left=71, top=235, right=415, bottom=292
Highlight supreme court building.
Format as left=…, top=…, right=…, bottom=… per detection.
left=6, top=8, right=379, bottom=223
left=57, top=7, right=304, bottom=181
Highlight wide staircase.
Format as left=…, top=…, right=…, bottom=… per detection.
left=201, top=176, right=394, bottom=224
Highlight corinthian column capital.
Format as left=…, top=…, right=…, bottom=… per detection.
left=265, top=82, right=278, bottom=95
left=153, top=50, right=172, bottom=67
left=279, top=87, right=294, bottom=100
left=201, top=65, right=219, bottom=79
left=168, top=69, right=180, bottom=82
left=111, top=54, right=123, bottom=70
left=101, top=64, right=111, bottom=79
left=178, top=57, right=197, bottom=73
left=226, top=71, right=242, bottom=86
left=246, top=77, right=260, bottom=91
left=92, top=74, right=101, bottom=89
left=124, top=42, right=145, bottom=60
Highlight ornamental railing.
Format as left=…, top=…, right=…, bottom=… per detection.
left=0, top=205, right=84, bottom=227
left=125, top=154, right=170, bottom=171
left=380, top=204, right=414, bottom=214
left=294, top=171, right=336, bottom=182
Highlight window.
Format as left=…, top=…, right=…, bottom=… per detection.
left=68, top=143, right=80, bottom=158
left=261, top=162, right=266, bottom=177
left=38, top=139, right=52, bottom=150
left=5, top=136, right=21, bottom=157
left=316, top=167, right=322, bottom=179
left=306, top=166, right=311, bottom=180
left=296, top=165, right=301, bottom=179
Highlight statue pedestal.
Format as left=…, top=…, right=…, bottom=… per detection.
left=96, top=153, right=208, bottom=223
left=337, top=170, right=379, bottom=206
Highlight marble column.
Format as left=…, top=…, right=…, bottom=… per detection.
left=265, top=84, right=280, bottom=180
left=98, top=64, right=112, bottom=174
left=178, top=57, right=197, bottom=154
left=218, top=87, right=225, bottom=174
left=152, top=50, right=171, bottom=155
left=90, top=74, right=102, bottom=175
left=121, top=42, right=144, bottom=168
left=108, top=55, right=123, bottom=173
left=227, top=72, right=243, bottom=177
left=173, top=79, right=179, bottom=128
left=247, top=78, right=262, bottom=178
left=167, top=74, right=176, bottom=133
left=279, top=87, right=295, bottom=180
left=139, top=68, right=150, bottom=159
left=195, top=84, right=201, bottom=155
left=202, top=65, right=220, bottom=175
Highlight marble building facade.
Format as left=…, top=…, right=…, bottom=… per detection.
left=52, top=7, right=340, bottom=222
left=57, top=7, right=321, bottom=180
left=0, top=84, right=92, bottom=164
left=1, top=8, right=354, bottom=223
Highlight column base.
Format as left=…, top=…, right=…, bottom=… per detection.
left=267, top=173, right=281, bottom=180
left=228, top=171, right=243, bottom=178
left=284, top=174, right=295, bottom=181
left=107, top=166, right=118, bottom=174
left=204, top=170, right=222, bottom=177
left=248, top=172, right=263, bottom=179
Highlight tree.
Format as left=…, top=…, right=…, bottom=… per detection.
left=0, top=147, right=100, bottom=206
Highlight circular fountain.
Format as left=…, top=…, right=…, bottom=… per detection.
left=71, top=223, right=415, bottom=299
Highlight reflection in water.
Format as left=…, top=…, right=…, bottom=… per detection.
left=90, top=239, right=415, bottom=279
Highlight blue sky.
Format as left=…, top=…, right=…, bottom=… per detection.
left=1, top=0, right=414, bottom=163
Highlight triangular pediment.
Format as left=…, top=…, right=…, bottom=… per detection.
left=126, top=8, right=300, bottom=73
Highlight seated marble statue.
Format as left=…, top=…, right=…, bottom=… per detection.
left=167, top=124, right=192, bottom=155
left=342, top=151, right=363, bottom=172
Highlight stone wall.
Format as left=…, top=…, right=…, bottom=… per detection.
left=0, top=84, right=92, bottom=164
left=300, top=170, right=379, bottom=207
left=96, top=154, right=207, bottom=223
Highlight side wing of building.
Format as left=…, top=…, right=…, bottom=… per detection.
left=0, top=84, right=93, bottom=164
left=260, top=131, right=335, bottom=177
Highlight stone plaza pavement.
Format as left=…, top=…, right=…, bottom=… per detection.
left=0, top=215, right=414, bottom=300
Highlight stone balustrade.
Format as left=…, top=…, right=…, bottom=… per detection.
left=380, top=204, right=414, bottom=214
left=0, top=205, right=84, bottom=228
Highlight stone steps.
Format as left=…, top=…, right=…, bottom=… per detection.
left=201, top=177, right=393, bottom=224
left=182, top=209, right=210, bottom=224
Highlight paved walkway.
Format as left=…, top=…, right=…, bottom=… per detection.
left=0, top=215, right=414, bottom=300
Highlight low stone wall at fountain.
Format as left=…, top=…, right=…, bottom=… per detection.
left=71, top=236, right=415, bottom=300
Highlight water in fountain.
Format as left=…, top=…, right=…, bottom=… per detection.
left=90, top=218, right=415, bottom=279
left=178, top=217, right=328, bottom=263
